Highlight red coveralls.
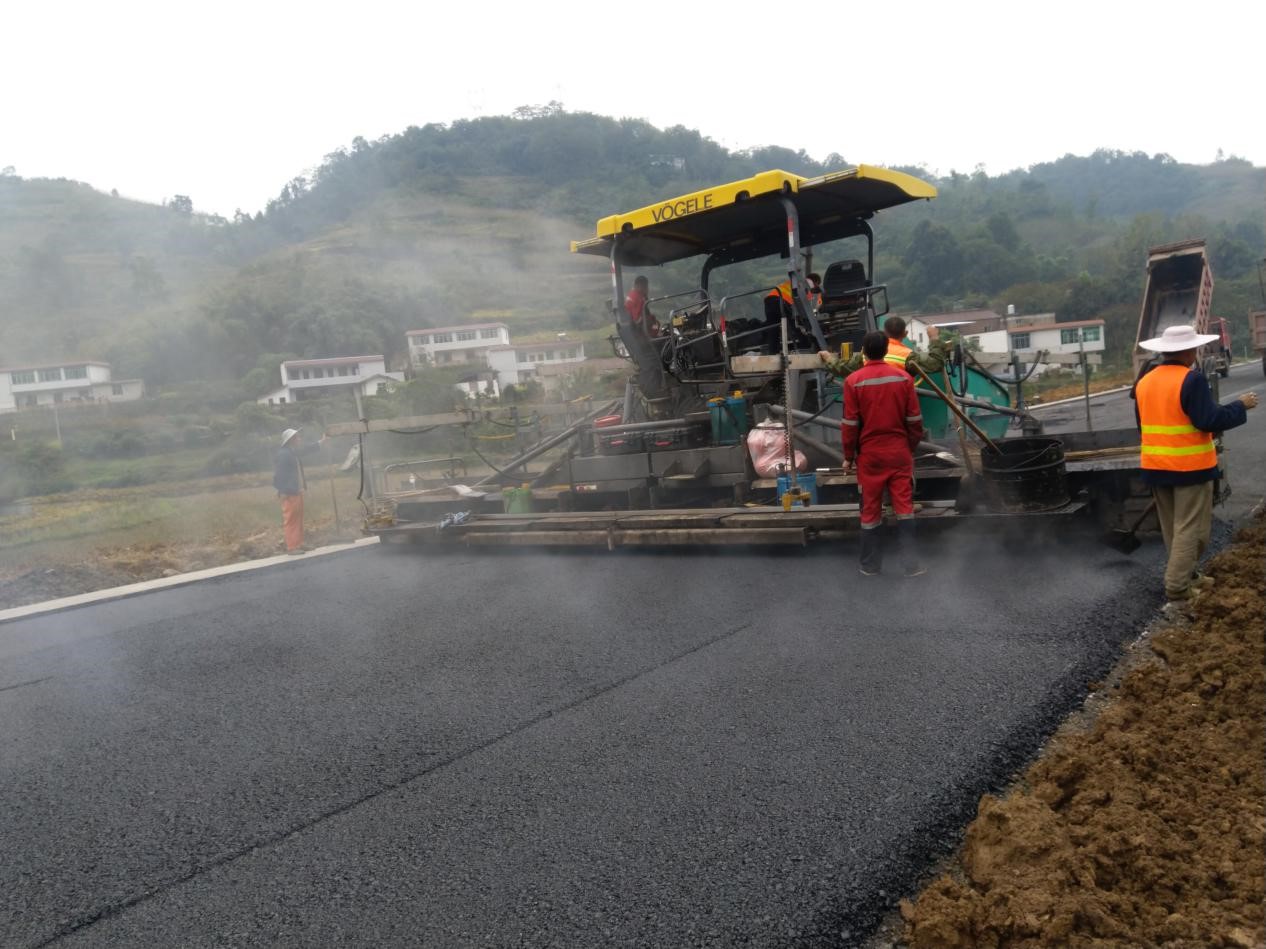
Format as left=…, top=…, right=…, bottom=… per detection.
left=842, top=359, right=925, bottom=572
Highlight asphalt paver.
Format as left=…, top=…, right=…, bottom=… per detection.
left=3, top=372, right=1262, bottom=948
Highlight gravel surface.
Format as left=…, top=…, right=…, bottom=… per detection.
left=2, top=362, right=1261, bottom=949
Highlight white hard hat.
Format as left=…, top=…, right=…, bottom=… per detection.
left=280, top=428, right=301, bottom=446
left=1139, top=325, right=1220, bottom=353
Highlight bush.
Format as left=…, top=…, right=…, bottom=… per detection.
left=203, top=435, right=272, bottom=475
left=0, top=440, right=76, bottom=501
left=234, top=401, right=286, bottom=437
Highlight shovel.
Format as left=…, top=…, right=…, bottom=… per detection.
left=910, top=363, right=1001, bottom=454
left=1103, top=500, right=1157, bottom=554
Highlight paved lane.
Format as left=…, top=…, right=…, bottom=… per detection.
left=3, top=384, right=1262, bottom=948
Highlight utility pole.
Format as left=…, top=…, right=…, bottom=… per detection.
left=1079, top=328, right=1093, bottom=431
left=1005, top=304, right=1025, bottom=416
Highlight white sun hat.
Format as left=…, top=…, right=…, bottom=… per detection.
left=1139, top=325, right=1220, bottom=352
left=280, top=428, right=301, bottom=446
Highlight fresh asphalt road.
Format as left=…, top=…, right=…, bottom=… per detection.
left=2, top=372, right=1263, bottom=949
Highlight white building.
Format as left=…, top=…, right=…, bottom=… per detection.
left=407, top=323, right=510, bottom=368
left=486, top=341, right=587, bottom=387
left=257, top=355, right=404, bottom=405
left=964, top=317, right=1106, bottom=373
left=0, top=361, right=144, bottom=412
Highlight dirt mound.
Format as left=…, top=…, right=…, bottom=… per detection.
left=901, top=513, right=1265, bottom=949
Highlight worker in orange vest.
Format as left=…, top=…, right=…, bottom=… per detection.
left=818, top=316, right=949, bottom=379
left=766, top=275, right=822, bottom=312
left=1132, top=325, right=1256, bottom=601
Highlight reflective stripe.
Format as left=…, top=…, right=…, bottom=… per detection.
left=884, top=340, right=912, bottom=369
left=1141, top=423, right=1201, bottom=435
left=1141, top=443, right=1220, bottom=457
left=859, top=520, right=882, bottom=529
left=841, top=418, right=859, bottom=426
left=853, top=375, right=908, bottom=387
left=905, top=415, right=922, bottom=423
left=1135, top=363, right=1216, bottom=473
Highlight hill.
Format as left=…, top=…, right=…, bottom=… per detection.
left=1, top=111, right=1263, bottom=388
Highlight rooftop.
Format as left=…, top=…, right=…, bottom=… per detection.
left=909, top=310, right=1003, bottom=327
left=487, top=341, right=584, bottom=352
left=282, top=355, right=385, bottom=367
left=407, top=323, right=509, bottom=336
left=2, top=360, right=111, bottom=372
left=1006, top=319, right=1105, bottom=332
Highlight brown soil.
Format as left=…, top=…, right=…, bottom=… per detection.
left=1027, top=368, right=1136, bottom=405
left=0, top=512, right=362, bottom=609
left=900, top=512, right=1266, bottom=949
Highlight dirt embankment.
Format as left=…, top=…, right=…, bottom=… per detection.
left=902, top=512, right=1265, bottom=949
left=0, top=513, right=360, bottom=609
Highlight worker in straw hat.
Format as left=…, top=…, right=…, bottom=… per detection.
left=1131, top=324, right=1257, bottom=601
left=273, top=427, right=327, bottom=555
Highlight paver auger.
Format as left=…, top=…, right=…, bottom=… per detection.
left=359, top=165, right=1156, bottom=549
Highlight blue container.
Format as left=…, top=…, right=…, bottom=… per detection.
left=776, top=472, right=818, bottom=506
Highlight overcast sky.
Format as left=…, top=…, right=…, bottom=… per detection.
left=3, top=0, right=1260, bottom=217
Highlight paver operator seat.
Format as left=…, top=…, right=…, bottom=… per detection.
left=817, top=259, right=870, bottom=354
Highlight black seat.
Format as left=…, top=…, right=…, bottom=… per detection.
left=819, top=260, right=868, bottom=313
left=816, top=259, right=870, bottom=354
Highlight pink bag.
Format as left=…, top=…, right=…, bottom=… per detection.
left=746, top=421, right=807, bottom=477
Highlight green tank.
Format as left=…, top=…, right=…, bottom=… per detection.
left=916, top=366, right=1011, bottom=441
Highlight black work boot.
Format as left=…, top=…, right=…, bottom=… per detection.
left=859, top=527, right=883, bottom=575
left=895, top=518, right=924, bottom=577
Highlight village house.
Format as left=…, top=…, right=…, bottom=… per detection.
left=0, top=361, right=144, bottom=413
left=485, top=341, right=587, bottom=388
left=904, top=311, right=1105, bottom=375
left=257, top=355, right=404, bottom=405
left=407, top=323, right=510, bottom=368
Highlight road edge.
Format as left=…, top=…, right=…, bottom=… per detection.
left=0, top=536, right=381, bottom=626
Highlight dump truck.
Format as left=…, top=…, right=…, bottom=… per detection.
left=1133, top=239, right=1222, bottom=389
left=358, top=165, right=1162, bottom=548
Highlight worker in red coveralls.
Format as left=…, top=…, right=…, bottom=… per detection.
left=624, top=275, right=660, bottom=337
left=842, top=331, right=927, bottom=577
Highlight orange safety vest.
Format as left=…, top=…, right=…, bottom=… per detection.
left=1135, top=363, right=1217, bottom=472
left=884, top=339, right=912, bottom=371
left=767, top=281, right=794, bottom=305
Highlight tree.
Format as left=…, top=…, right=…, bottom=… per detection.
left=128, top=255, right=169, bottom=301
left=169, top=194, right=193, bottom=214
left=902, top=221, right=964, bottom=300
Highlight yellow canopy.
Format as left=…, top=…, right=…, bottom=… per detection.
left=571, top=164, right=936, bottom=267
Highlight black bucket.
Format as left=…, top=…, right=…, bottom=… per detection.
left=980, top=437, right=1070, bottom=512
